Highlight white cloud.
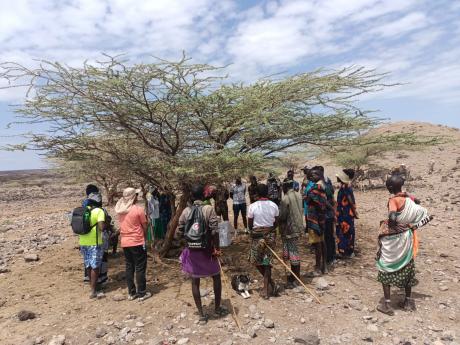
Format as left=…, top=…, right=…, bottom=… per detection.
left=0, top=0, right=458, bottom=106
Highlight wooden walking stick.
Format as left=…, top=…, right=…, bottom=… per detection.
left=217, top=258, right=242, bottom=331
left=263, top=242, right=321, bottom=304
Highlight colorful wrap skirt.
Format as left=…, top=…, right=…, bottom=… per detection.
left=282, top=237, right=300, bottom=266
left=377, top=259, right=418, bottom=288
left=249, top=228, right=275, bottom=266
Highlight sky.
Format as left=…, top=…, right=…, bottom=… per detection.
left=0, top=0, right=459, bottom=170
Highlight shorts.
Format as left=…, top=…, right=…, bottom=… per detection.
left=80, top=245, right=104, bottom=269
left=233, top=203, right=247, bottom=217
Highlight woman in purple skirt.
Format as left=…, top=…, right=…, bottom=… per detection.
left=177, top=184, right=227, bottom=324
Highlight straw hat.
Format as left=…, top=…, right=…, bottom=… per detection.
left=336, top=170, right=351, bottom=184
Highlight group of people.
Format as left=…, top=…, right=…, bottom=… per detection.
left=76, top=165, right=431, bottom=321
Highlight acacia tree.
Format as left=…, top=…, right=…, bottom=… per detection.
left=1, top=54, right=393, bottom=255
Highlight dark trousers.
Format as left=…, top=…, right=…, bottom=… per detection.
left=123, top=245, right=147, bottom=296
left=324, top=218, right=336, bottom=263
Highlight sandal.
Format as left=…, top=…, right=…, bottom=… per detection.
left=198, top=314, right=209, bottom=325
left=377, top=302, right=395, bottom=316
left=214, top=307, right=229, bottom=318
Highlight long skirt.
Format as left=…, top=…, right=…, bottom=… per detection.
left=377, top=259, right=418, bottom=288
left=336, top=216, right=355, bottom=256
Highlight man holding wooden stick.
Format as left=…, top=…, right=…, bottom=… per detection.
left=248, top=183, right=280, bottom=299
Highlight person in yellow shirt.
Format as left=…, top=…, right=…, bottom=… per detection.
left=79, top=192, right=106, bottom=299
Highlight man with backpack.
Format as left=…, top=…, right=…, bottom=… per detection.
left=75, top=192, right=106, bottom=299
left=176, top=184, right=226, bottom=324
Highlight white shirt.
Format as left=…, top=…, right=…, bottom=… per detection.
left=248, top=200, right=279, bottom=228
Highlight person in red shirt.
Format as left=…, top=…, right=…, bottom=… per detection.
left=115, top=187, right=150, bottom=301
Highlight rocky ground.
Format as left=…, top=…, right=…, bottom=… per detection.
left=0, top=122, right=459, bottom=345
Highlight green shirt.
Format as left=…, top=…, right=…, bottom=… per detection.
left=79, top=207, right=105, bottom=246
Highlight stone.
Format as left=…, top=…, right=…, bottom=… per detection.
left=112, top=294, right=125, bottom=301
left=439, top=285, right=449, bottom=291
left=105, top=336, right=116, bottom=345
left=120, top=327, right=131, bottom=338
left=135, top=340, right=144, bottom=345
left=249, top=304, right=257, bottom=313
left=348, top=300, right=363, bottom=311
left=433, top=341, right=445, bottom=345
left=264, top=319, right=275, bottom=328
left=269, top=336, right=277, bottom=343
left=35, top=336, right=45, bottom=344
left=17, top=310, right=36, bottom=321
left=136, top=322, right=145, bottom=328
left=300, top=317, right=306, bottom=324
left=48, top=335, right=66, bottom=345
left=441, top=331, right=455, bottom=341
left=95, top=327, right=107, bottom=338
left=247, top=328, right=257, bottom=338
left=163, top=324, right=173, bottom=331
left=362, top=336, right=373, bottom=342
left=367, top=324, right=378, bottom=333
left=294, top=334, right=321, bottom=345
left=0, top=266, right=10, bottom=273
left=315, top=277, right=329, bottom=290
left=24, top=254, right=39, bottom=262
left=177, top=338, right=189, bottom=345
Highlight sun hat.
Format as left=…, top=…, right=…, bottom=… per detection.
left=336, top=170, right=351, bottom=184
left=115, top=187, right=141, bottom=214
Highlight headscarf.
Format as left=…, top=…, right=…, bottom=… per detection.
left=86, top=192, right=102, bottom=208
left=115, top=187, right=140, bottom=214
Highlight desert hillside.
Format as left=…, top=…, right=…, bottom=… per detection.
left=0, top=121, right=459, bottom=345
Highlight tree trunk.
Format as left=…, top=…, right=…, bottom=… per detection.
left=159, top=191, right=188, bottom=257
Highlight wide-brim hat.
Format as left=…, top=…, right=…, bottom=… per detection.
left=122, top=187, right=141, bottom=198
left=336, top=170, right=351, bottom=184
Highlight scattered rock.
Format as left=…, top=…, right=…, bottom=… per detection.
left=366, top=324, right=378, bottom=333
left=48, top=335, right=66, bottom=345
left=362, top=336, right=373, bottom=342
left=35, top=336, right=45, bottom=344
left=24, top=254, right=39, bottom=262
left=264, top=318, right=275, bottom=328
left=348, top=299, right=363, bottom=311
left=294, top=334, right=320, bottom=345
left=135, top=340, right=144, bottom=345
left=247, top=328, right=257, bottom=338
left=439, top=285, right=449, bottom=291
left=177, top=338, right=189, bottom=345
left=0, top=266, right=10, bottom=273
left=95, top=327, right=107, bottom=338
left=315, top=277, right=329, bottom=290
left=17, top=310, right=36, bottom=321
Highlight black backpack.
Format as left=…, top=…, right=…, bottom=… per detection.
left=71, top=206, right=97, bottom=235
left=184, top=205, right=208, bottom=249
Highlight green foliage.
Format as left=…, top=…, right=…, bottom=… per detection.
left=0, top=55, right=390, bottom=192
left=327, top=132, right=442, bottom=170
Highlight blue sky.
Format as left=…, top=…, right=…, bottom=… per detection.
left=1, top=0, right=459, bottom=170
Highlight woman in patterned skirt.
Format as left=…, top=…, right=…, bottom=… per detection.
left=335, top=169, right=358, bottom=258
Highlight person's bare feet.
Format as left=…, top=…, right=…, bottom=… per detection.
left=377, top=301, right=394, bottom=316
left=399, top=298, right=416, bottom=312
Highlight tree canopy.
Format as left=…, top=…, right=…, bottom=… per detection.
left=1, top=54, right=406, bottom=255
